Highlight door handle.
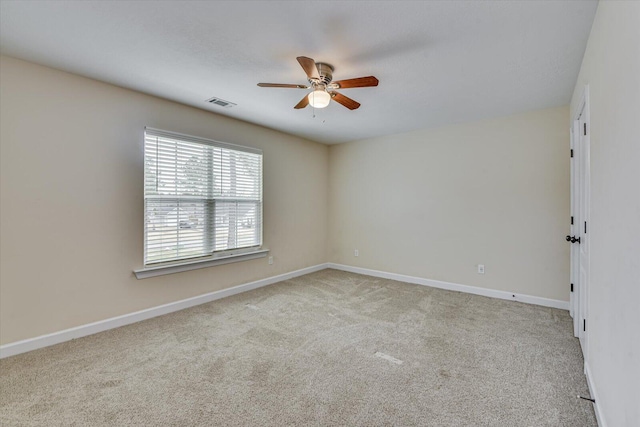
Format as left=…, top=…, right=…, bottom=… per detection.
left=566, top=235, right=581, bottom=244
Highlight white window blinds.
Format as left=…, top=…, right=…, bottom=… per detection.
left=144, top=128, right=262, bottom=265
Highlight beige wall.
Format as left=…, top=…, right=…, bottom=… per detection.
left=0, top=49, right=603, bottom=357
left=329, top=106, right=570, bottom=301
left=569, top=2, right=640, bottom=425
left=0, top=56, right=329, bottom=345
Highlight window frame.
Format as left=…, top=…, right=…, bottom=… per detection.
left=141, top=127, right=264, bottom=269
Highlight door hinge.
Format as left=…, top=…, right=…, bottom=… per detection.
left=583, top=319, right=586, bottom=332
left=583, top=123, right=587, bottom=135
left=571, top=283, right=574, bottom=292
left=571, top=216, right=574, bottom=225
left=584, top=221, right=587, bottom=234
left=570, top=149, right=574, bottom=158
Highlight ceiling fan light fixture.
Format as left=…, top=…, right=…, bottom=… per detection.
left=308, top=90, right=331, bottom=108
left=258, top=56, right=376, bottom=111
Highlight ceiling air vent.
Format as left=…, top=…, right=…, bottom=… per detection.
left=206, top=97, right=236, bottom=108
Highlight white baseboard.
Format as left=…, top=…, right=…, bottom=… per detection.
left=585, top=362, right=606, bottom=427
left=0, top=263, right=329, bottom=359
left=0, top=262, right=569, bottom=359
left=328, top=263, right=569, bottom=310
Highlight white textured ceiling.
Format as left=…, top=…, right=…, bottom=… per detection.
left=0, top=1, right=597, bottom=144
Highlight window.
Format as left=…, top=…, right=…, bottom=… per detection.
left=144, top=128, right=262, bottom=266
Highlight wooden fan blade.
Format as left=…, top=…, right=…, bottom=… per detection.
left=257, top=83, right=308, bottom=89
left=333, top=76, right=379, bottom=89
left=330, top=91, right=360, bottom=110
left=294, top=94, right=309, bottom=109
left=297, top=56, right=320, bottom=80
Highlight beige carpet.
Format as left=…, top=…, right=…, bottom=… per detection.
left=0, top=269, right=596, bottom=426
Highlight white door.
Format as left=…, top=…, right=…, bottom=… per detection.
left=569, top=87, right=590, bottom=357
left=569, top=123, right=581, bottom=338
left=577, top=104, right=590, bottom=356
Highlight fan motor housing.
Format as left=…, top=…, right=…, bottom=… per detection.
left=310, top=63, right=334, bottom=86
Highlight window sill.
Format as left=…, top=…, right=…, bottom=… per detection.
left=133, top=249, right=269, bottom=279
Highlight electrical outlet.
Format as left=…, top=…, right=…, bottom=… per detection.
left=478, top=264, right=485, bottom=274
left=268, top=256, right=273, bottom=265
left=354, top=249, right=359, bottom=257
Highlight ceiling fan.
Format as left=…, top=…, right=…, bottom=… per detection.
left=258, top=56, right=379, bottom=110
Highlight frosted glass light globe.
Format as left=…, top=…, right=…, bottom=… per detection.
left=308, top=90, right=331, bottom=108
